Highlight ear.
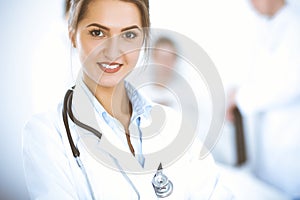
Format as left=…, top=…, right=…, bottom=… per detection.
left=69, top=29, right=76, bottom=48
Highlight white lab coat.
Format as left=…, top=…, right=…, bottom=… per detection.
left=236, top=3, right=300, bottom=198
left=22, top=79, right=232, bottom=199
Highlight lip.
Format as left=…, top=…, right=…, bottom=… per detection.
left=97, top=62, right=123, bottom=73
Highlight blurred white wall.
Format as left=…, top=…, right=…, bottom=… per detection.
left=0, top=0, right=64, bottom=199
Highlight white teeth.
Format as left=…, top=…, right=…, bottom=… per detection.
left=101, top=63, right=120, bottom=69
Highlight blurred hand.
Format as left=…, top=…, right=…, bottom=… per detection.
left=226, top=89, right=237, bottom=122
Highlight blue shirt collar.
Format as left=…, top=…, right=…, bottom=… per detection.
left=78, top=78, right=152, bottom=127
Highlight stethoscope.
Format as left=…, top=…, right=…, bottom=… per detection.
left=62, top=87, right=173, bottom=199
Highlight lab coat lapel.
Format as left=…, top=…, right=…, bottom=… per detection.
left=70, top=80, right=162, bottom=198
left=75, top=125, right=158, bottom=199
left=72, top=82, right=145, bottom=172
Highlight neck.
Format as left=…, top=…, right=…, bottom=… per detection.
left=83, top=75, right=132, bottom=125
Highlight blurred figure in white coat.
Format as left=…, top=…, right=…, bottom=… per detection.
left=142, top=37, right=180, bottom=110
left=140, top=36, right=212, bottom=143
left=227, top=0, right=300, bottom=198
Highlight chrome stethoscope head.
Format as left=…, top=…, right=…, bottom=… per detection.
left=152, top=163, right=173, bottom=198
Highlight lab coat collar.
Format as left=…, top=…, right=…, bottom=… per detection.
left=78, top=78, right=153, bottom=128
left=72, top=80, right=148, bottom=171
left=124, top=80, right=153, bottom=126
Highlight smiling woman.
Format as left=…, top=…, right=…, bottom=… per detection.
left=22, top=0, right=233, bottom=199
left=69, top=0, right=146, bottom=121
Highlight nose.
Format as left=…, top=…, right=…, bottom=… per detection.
left=103, top=37, right=121, bottom=61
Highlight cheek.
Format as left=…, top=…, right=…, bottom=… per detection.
left=125, top=50, right=141, bottom=68
left=78, top=45, right=93, bottom=65
left=76, top=34, right=97, bottom=64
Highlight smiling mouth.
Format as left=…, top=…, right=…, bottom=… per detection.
left=97, top=62, right=123, bottom=73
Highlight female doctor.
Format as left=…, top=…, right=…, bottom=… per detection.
left=22, top=0, right=232, bottom=199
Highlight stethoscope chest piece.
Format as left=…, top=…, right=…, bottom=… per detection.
left=152, top=163, right=173, bottom=198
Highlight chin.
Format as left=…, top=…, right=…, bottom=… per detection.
left=96, top=78, right=124, bottom=88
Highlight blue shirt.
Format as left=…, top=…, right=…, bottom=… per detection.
left=78, top=79, right=152, bottom=167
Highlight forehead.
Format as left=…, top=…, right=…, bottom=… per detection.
left=251, top=0, right=273, bottom=4
left=82, top=0, right=142, bottom=27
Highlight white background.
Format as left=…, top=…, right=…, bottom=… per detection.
left=0, top=0, right=299, bottom=199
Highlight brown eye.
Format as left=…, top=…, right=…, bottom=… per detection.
left=89, top=29, right=104, bottom=37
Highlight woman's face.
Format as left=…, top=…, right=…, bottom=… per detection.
left=73, top=0, right=143, bottom=88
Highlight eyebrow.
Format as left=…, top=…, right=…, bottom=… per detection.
left=86, top=23, right=141, bottom=32
left=121, top=25, right=141, bottom=32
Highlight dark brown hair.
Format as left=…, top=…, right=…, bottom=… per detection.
left=68, top=0, right=150, bottom=39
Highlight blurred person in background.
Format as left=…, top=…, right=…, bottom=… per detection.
left=141, top=36, right=210, bottom=116
left=227, top=0, right=300, bottom=199
left=139, top=35, right=214, bottom=170
left=141, top=36, right=181, bottom=110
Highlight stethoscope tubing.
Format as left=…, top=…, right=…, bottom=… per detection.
left=62, top=88, right=80, bottom=158
left=62, top=88, right=96, bottom=200
left=62, top=87, right=173, bottom=199
left=62, top=87, right=140, bottom=199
